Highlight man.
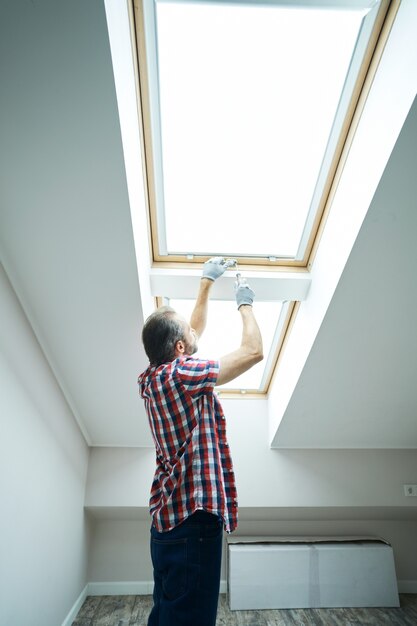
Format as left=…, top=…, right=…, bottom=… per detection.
left=138, top=257, right=263, bottom=626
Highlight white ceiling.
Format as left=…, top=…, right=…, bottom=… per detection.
left=0, top=0, right=416, bottom=448
left=0, top=0, right=151, bottom=446
left=275, top=97, right=417, bottom=448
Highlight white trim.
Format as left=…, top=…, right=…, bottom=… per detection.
left=103, top=0, right=154, bottom=322
left=64, top=578, right=411, bottom=622
left=150, top=268, right=311, bottom=302
left=87, top=579, right=227, bottom=596
left=398, top=580, right=417, bottom=594
left=61, top=584, right=88, bottom=626
left=88, top=581, right=154, bottom=596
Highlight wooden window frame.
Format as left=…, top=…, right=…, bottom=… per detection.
left=131, top=0, right=394, bottom=270
left=130, top=0, right=399, bottom=395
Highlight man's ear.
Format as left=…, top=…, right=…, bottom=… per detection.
left=175, top=340, right=185, bottom=356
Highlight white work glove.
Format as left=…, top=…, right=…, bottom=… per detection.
left=234, top=275, right=255, bottom=309
left=202, top=257, right=236, bottom=281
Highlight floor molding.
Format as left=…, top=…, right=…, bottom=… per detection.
left=398, top=580, right=417, bottom=594
left=63, top=579, right=413, bottom=623
left=87, top=579, right=227, bottom=596
left=61, top=584, right=88, bottom=626
left=88, top=581, right=153, bottom=595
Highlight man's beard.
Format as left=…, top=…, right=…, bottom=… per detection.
left=184, top=338, right=198, bottom=356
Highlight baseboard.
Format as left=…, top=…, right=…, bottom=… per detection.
left=398, top=580, right=417, bottom=594
left=88, top=581, right=154, bottom=595
left=61, top=584, right=89, bottom=626
left=63, top=578, right=413, bottom=624
left=87, top=579, right=227, bottom=596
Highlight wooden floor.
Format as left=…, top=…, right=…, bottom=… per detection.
left=73, top=593, right=417, bottom=625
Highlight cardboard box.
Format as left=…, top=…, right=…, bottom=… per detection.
left=227, top=536, right=399, bottom=610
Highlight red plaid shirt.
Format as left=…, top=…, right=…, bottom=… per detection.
left=138, top=356, right=238, bottom=533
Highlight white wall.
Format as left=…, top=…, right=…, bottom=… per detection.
left=88, top=517, right=153, bottom=586
left=85, top=398, right=417, bottom=588
left=0, top=265, right=90, bottom=626
left=225, top=399, right=417, bottom=508
left=87, top=517, right=417, bottom=592
left=86, top=399, right=417, bottom=509
left=87, top=515, right=233, bottom=592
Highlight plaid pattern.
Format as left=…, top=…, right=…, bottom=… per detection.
left=138, top=356, right=238, bottom=533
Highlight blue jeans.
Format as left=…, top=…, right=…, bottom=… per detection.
left=148, top=510, right=223, bottom=626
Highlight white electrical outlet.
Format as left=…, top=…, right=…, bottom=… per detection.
left=403, top=484, right=417, bottom=497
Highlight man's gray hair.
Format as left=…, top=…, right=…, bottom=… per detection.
left=141, top=306, right=185, bottom=366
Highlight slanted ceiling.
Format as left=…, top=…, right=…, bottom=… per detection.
left=275, top=97, right=417, bottom=448
left=0, top=0, right=416, bottom=448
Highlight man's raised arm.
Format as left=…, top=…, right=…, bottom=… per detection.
left=190, top=257, right=236, bottom=339
left=216, top=278, right=263, bottom=386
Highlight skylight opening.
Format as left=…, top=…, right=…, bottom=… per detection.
left=136, top=0, right=382, bottom=264
left=129, top=0, right=389, bottom=387
left=170, top=298, right=286, bottom=391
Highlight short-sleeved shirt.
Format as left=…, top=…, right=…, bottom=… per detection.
left=138, top=356, right=238, bottom=533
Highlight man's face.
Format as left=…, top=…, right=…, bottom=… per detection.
left=177, top=315, right=198, bottom=356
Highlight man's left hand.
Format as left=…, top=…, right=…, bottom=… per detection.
left=202, top=257, right=237, bottom=282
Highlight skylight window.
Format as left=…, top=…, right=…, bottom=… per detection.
left=129, top=0, right=388, bottom=393
left=136, top=0, right=384, bottom=265
left=170, top=298, right=288, bottom=392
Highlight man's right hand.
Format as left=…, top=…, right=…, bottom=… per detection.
left=202, top=257, right=236, bottom=282
left=234, top=276, right=255, bottom=309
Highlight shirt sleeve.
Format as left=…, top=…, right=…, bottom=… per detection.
left=175, top=357, right=219, bottom=398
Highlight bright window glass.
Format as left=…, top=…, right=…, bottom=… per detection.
left=155, top=1, right=364, bottom=258
left=170, top=299, right=283, bottom=390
